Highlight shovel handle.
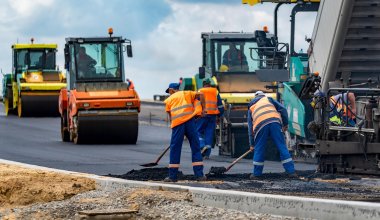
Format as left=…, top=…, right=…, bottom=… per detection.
left=226, top=148, right=253, bottom=172
left=155, top=146, right=170, bottom=164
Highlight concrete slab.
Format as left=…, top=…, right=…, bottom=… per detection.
left=1, top=159, right=379, bottom=220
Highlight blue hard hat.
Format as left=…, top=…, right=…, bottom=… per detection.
left=165, top=83, right=180, bottom=93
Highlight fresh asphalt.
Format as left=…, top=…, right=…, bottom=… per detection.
left=0, top=102, right=316, bottom=176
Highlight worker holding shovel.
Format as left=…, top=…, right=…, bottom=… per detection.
left=163, top=83, right=207, bottom=182
left=247, top=91, right=296, bottom=179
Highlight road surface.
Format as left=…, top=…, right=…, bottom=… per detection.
left=0, top=102, right=316, bottom=176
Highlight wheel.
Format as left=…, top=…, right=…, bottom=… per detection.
left=17, top=97, right=23, bottom=117
left=4, top=98, right=10, bottom=116
left=61, top=112, right=70, bottom=142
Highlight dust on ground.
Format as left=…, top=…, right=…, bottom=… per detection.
left=0, top=163, right=95, bottom=209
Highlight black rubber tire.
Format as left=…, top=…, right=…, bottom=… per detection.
left=61, top=112, right=70, bottom=142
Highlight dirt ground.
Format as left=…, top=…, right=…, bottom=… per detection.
left=0, top=163, right=290, bottom=219
left=0, top=163, right=95, bottom=209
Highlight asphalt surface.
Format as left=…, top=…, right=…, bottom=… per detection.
left=0, top=102, right=316, bottom=176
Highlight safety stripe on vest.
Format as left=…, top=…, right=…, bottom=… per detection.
left=171, top=104, right=193, bottom=112
left=169, top=164, right=180, bottom=168
left=192, top=161, right=204, bottom=166
left=218, top=105, right=224, bottom=108
left=253, top=161, right=264, bottom=166
left=171, top=111, right=193, bottom=120
left=281, top=158, right=293, bottom=164
left=206, top=101, right=217, bottom=104
left=205, top=107, right=218, bottom=111
left=194, top=102, right=201, bottom=106
left=252, top=104, right=275, bottom=119
left=253, top=109, right=278, bottom=122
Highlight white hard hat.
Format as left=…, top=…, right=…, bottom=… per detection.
left=255, top=91, right=265, bottom=97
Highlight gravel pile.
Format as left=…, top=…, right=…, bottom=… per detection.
left=0, top=186, right=296, bottom=220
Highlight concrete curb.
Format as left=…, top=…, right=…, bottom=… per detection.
left=1, top=159, right=379, bottom=220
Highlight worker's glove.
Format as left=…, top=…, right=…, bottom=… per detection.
left=282, top=125, right=289, bottom=132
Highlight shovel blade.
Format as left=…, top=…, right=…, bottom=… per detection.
left=139, top=163, right=158, bottom=167
left=209, top=166, right=227, bottom=175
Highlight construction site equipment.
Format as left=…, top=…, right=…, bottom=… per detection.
left=140, top=146, right=170, bottom=167
left=209, top=148, right=253, bottom=175
left=181, top=31, right=289, bottom=159
left=244, top=0, right=380, bottom=175
left=2, top=41, right=66, bottom=117
left=59, top=30, right=140, bottom=144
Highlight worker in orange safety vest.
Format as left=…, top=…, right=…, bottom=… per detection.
left=196, top=78, right=224, bottom=159
left=248, top=91, right=296, bottom=179
left=127, top=78, right=135, bottom=90
left=164, top=83, right=207, bottom=182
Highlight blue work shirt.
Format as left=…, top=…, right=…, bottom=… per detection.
left=216, top=93, right=224, bottom=117
left=247, top=95, right=288, bottom=146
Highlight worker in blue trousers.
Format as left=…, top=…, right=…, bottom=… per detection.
left=247, top=91, right=297, bottom=179
left=196, top=78, right=224, bottom=159
left=164, top=83, right=207, bottom=182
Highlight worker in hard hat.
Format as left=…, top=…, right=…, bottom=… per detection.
left=329, top=92, right=356, bottom=126
left=196, top=78, right=224, bottom=159
left=164, top=83, right=207, bottom=182
left=126, top=78, right=135, bottom=90
left=222, top=42, right=248, bottom=72
left=248, top=91, right=296, bottom=179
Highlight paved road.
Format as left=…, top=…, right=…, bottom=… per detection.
left=0, top=103, right=316, bottom=176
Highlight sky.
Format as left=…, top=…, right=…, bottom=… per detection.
left=0, top=0, right=317, bottom=98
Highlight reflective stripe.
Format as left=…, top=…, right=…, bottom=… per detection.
left=194, top=102, right=201, bottom=106
left=251, top=104, right=273, bottom=119
left=171, top=104, right=193, bottom=112
left=192, top=161, right=204, bottom=166
left=171, top=111, right=193, bottom=120
left=281, top=158, right=293, bottom=164
left=253, top=161, right=264, bottom=166
left=252, top=109, right=277, bottom=122
left=218, top=105, right=224, bottom=108
left=205, top=107, right=218, bottom=111
left=206, top=101, right=217, bottom=104
left=169, top=164, right=180, bottom=168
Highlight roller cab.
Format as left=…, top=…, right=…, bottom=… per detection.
left=60, top=32, right=140, bottom=144
left=2, top=42, right=66, bottom=117
left=181, top=32, right=289, bottom=159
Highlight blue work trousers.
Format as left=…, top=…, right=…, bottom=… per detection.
left=169, top=118, right=204, bottom=180
left=196, top=115, right=216, bottom=157
left=253, top=123, right=295, bottom=176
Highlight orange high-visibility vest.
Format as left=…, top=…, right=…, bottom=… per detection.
left=198, top=87, right=219, bottom=115
left=249, top=97, right=281, bottom=133
left=330, top=95, right=354, bottom=118
left=165, top=91, right=196, bottom=128
left=193, top=99, right=202, bottom=117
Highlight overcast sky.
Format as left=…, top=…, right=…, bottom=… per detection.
left=0, top=0, right=316, bottom=98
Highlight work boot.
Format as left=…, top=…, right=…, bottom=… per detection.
left=163, top=177, right=177, bottom=182
left=249, top=174, right=262, bottom=180
left=195, top=175, right=207, bottom=181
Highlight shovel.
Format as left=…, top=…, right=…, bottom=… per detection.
left=140, top=146, right=170, bottom=167
left=209, top=148, right=253, bottom=175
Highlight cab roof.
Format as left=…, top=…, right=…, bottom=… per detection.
left=65, top=36, right=128, bottom=44
left=12, top=44, right=58, bottom=49
left=201, top=32, right=256, bottom=40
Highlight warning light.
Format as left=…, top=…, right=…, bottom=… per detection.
left=314, top=72, right=319, bottom=77
left=108, top=28, right=113, bottom=37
